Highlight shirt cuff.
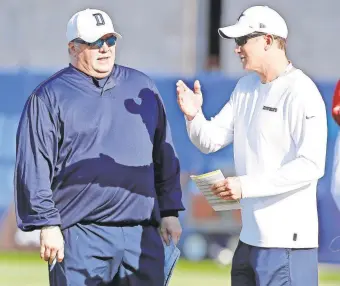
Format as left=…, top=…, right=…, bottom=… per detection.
left=185, top=109, right=204, bottom=126
left=239, top=175, right=253, bottom=199
left=160, top=210, right=179, bottom=218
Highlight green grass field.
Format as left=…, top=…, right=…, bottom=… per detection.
left=0, top=252, right=340, bottom=286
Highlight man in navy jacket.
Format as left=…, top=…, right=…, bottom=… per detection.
left=14, top=8, right=184, bottom=286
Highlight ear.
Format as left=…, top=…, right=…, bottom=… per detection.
left=264, top=35, right=273, bottom=51
left=68, top=43, right=76, bottom=53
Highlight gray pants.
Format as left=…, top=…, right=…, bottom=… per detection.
left=231, top=240, right=318, bottom=286
left=49, top=223, right=165, bottom=286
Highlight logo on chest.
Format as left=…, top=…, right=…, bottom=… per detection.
left=263, top=106, right=277, bottom=112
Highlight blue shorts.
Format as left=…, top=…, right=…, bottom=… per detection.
left=49, top=223, right=165, bottom=286
left=231, top=240, right=318, bottom=286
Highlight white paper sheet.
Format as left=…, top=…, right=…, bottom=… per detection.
left=190, top=169, right=241, bottom=211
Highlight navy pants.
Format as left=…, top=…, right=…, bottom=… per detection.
left=49, top=223, right=164, bottom=286
left=231, top=240, right=318, bottom=286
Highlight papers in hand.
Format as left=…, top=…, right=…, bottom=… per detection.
left=190, top=169, right=241, bottom=211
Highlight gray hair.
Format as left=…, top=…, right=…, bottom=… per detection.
left=68, top=41, right=82, bottom=63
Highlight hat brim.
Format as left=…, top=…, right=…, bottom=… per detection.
left=218, top=23, right=254, bottom=39
left=113, top=32, right=122, bottom=39
left=81, top=28, right=122, bottom=43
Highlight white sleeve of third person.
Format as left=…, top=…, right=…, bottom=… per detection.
left=185, top=93, right=235, bottom=154
left=240, top=83, right=327, bottom=198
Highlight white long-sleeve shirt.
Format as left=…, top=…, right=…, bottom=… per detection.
left=186, top=66, right=327, bottom=248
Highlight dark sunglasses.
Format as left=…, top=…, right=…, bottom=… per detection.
left=234, top=32, right=266, bottom=47
left=73, top=35, right=117, bottom=48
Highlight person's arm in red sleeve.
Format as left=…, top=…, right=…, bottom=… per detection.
left=332, top=80, right=340, bottom=125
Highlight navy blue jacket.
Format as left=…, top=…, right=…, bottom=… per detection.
left=15, top=64, right=184, bottom=231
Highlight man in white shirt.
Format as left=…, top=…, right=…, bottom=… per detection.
left=176, top=5, right=327, bottom=286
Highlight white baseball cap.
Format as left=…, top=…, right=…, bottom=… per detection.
left=218, top=6, right=288, bottom=39
left=66, top=8, right=122, bottom=43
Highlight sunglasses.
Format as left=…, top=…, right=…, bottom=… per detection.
left=234, top=32, right=266, bottom=47
left=73, top=35, right=117, bottom=48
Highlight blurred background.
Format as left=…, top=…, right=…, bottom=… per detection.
left=1, top=0, right=340, bottom=285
